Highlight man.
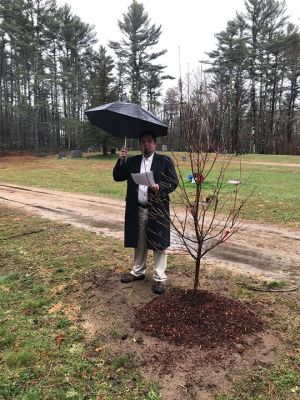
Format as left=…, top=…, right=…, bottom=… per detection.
left=113, top=131, right=178, bottom=295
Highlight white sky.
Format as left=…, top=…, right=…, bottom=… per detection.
left=57, top=0, right=300, bottom=91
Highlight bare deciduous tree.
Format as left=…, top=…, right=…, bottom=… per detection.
left=149, top=81, right=250, bottom=292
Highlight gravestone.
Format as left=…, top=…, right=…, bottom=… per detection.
left=57, top=151, right=66, bottom=159
left=71, top=150, right=83, bottom=158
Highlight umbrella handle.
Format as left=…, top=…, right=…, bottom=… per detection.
left=120, top=136, right=127, bottom=165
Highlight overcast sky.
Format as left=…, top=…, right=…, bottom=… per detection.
left=57, top=0, right=300, bottom=91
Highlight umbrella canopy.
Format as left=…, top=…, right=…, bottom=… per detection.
left=85, top=101, right=168, bottom=139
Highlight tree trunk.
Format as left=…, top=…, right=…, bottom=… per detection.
left=194, top=256, right=201, bottom=292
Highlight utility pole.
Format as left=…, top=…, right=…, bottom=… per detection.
left=178, top=46, right=183, bottom=151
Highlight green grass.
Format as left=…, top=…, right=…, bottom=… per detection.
left=0, top=206, right=160, bottom=399
left=216, top=364, right=300, bottom=400
left=265, top=280, right=287, bottom=289
left=0, top=153, right=299, bottom=226
left=0, top=154, right=124, bottom=196
left=5, top=349, right=36, bottom=368
left=0, top=155, right=300, bottom=227
left=0, top=205, right=299, bottom=399
left=176, top=157, right=300, bottom=226
left=239, top=153, right=300, bottom=164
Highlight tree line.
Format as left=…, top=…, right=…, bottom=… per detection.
left=164, top=0, right=300, bottom=154
left=0, top=0, right=299, bottom=155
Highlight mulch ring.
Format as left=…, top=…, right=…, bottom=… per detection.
left=133, top=288, right=264, bottom=349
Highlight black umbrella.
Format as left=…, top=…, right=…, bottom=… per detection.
left=85, top=101, right=168, bottom=146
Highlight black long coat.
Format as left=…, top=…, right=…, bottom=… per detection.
left=113, top=153, right=178, bottom=251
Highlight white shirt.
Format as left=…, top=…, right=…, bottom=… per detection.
left=138, top=153, right=154, bottom=204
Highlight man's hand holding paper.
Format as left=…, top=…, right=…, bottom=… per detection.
left=131, top=171, right=156, bottom=186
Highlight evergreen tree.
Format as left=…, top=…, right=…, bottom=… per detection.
left=0, top=0, right=98, bottom=152
left=207, top=18, right=248, bottom=151
left=0, top=0, right=30, bottom=150
left=240, top=0, right=288, bottom=153
left=206, top=0, right=300, bottom=154
left=56, top=4, right=96, bottom=150
left=283, top=25, right=300, bottom=152
left=109, top=0, right=167, bottom=104
left=88, top=45, right=115, bottom=106
left=84, top=45, right=119, bottom=154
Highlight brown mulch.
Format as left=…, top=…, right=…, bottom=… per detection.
left=134, top=288, right=264, bottom=349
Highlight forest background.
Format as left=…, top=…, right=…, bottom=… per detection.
left=1, top=0, right=300, bottom=155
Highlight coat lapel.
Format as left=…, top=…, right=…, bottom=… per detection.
left=132, top=154, right=142, bottom=173
left=151, top=153, right=160, bottom=179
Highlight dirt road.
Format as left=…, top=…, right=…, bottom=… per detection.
left=0, top=182, right=299, bottom=282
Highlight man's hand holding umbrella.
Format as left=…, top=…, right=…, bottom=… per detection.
left=119, top=146, right=128, bottom=165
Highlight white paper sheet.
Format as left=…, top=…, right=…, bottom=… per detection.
left=131, top=171, right=155, bottom=186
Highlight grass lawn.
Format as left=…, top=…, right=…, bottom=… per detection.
left=0, top=152, right=299, bottom=398
left=0, top=206, right=299, bottom=399
left=0, top=206, right=160, bottom=400
left=0, top=153, right=299, bottom=227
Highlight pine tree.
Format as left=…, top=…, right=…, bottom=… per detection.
left=109, top=0, right=167, bottom=104
left=84, top=45, right=119, bottom=154
left=56, top=4, right=96, bottom=150
left=240, top=0, right=287, bottom=153
left=207, top=18, right=248, bottom=152
left=283, top=25, right=300, bottom=152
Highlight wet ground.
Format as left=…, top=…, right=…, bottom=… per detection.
left=0, top=182, right=299, bottom=283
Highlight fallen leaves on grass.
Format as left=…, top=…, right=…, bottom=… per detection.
left=54, top=333, right=65, bottom=346
left=48, top=302, right=63, bottom=314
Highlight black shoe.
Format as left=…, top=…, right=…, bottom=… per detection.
left=152, top=281, right=166, bottom=295
left=121, top=273, right=145, bottom=283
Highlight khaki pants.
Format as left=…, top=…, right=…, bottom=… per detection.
left=131, top=206, right=167, bottom=282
